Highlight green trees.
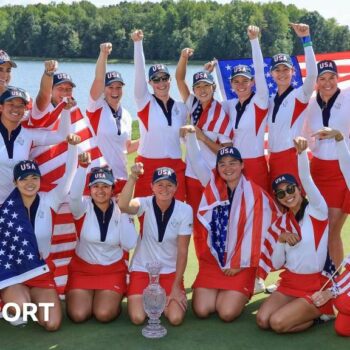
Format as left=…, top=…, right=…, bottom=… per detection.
left=0, top=0, right=348, bottom=60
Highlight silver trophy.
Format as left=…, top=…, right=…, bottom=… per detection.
left=142, top=261, right=167, bottom=338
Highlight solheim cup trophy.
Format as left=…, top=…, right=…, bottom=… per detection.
left=142, top=261, right=167, bottom=338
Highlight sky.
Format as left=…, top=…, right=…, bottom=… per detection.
left=0, top=0, right=349, bottom=27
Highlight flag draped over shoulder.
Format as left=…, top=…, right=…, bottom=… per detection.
left=0, top=189, right=48, bottom=289
left=197, top=171, right=278, bottom=270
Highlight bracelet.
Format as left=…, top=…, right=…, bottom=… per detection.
left=44, top=70, right=54, bottom=77
left=301, top=36, right=312, bottom=48
left=335, top=133, right=344, bottom=142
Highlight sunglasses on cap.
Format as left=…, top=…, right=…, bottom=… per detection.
left=90, top=165, right=113, bottom=174
left=275, top=184, right=297, bottom=200
left=151, top=76, right=170, bottom=83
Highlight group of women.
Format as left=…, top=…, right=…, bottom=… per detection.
left=0, top=22, right=349, bottom=337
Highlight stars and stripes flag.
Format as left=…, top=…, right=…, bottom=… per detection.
left=26, top=103, right=106, bottom=295
left=198, top=171, right=278, bottom=270
left=0, top=189, right=48, bottom=289
left=331, top=255, right=350, bottom=297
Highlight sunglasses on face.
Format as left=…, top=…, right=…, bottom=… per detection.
left=91, top=165, right=113, bottom=174
left=151, top=76, right=170, bottom=83
left=275, top=184, right=297, bottom=200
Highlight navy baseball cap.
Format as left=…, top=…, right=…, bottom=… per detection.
left=216, top=146, right=242, bottom=164
left=105, top=71, right=125, bottom=86
left=0, top=50, right=17, bottom=68
left=89, top=167, right=114, bottom=187
left=152, top=167, right=177, bottom=185
left=270, top=54, right=293, bottom=71
left=317, top=60, right=338, bottom=77
left=148, top=64, right=170, bottom=80
left=230, top=65, right=253, bottom=80
left=53, top=73, right=76, bottom=87
left=193, top=70, right=215, bottom=86
left=13, top=160, right=41, bottom=181
left=272, top=173, right=298, bottom=192
left=0, top=86, right=30, bottom=104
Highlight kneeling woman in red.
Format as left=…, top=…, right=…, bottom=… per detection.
left=0, top=134, right=79, bottom=331
left=118, top=164, right=193, bottom=326
left=257, top=137, right=333, bottom=333
left=184, top=129, right=277, bottom=321
left=66, top=154, right=138, bottom=323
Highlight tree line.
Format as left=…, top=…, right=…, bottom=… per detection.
left=0, top=0, right=349, bottom=61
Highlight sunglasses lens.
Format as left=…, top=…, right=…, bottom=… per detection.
left=276, top=190, right=286, bottom=199
left=286, top=185, right=296, bottom=194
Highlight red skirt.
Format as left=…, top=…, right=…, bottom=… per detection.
left=127, top=271, right=184, bottom=296
left=269, top=148, right=301, bottom=192
left=192, top=259, right=256, bottom=299
left=65, top=255, right=127, bottom=294
left=134, top=156, right=186, bottom=201
left=24, top=260, right=56, bottom=289
left=243, top=156, right=269, bottom=192
left=277, top=270, right=334, bottom=315
left=310, top=157, right=350, bottom=212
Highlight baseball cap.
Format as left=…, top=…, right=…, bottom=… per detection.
left=152, top=167, right=177, bottom=185
left=270, top=54, right=293, bottom=71
left=89, top=167, right=114, bottom=187
left=192, top=70, right=215, bottom=86
left=0, top=50, right=17, bottom=68
left=317, top=60, right=338, bottom=77
left=13, top=160, right=41, bottom=181
left=272, top=173, right=298, bottom=192
left=148, top=64, right=170, bottom=80
left=0, top=86, right=30, bottom=105
left=230, top=65, right=253, bottom=80
left=53, top=73, right=76, bottom=87
left=105, top=71, right=125, bottom=86
left=216, top=146, right=242, bottom=164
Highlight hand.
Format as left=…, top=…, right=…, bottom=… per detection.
left=131, top=29, right=144, bottom=42
left=66, top=133, right=81, bottom=145
left=78, top=152, right=91, bottom=167
left=63, top=97, right=77, bottom=110
left=194, top=125, right=206, bottom=142
left=311, top=290, right=333, bottom=307
left=312, top=127, right=343, bottom=141
left=290, top=23, right=310, bottom=38
left=100, top=42, right=112, bottom=55
left=166, top=284, right=187, bottom=312
left=44, top=60, right=58, bottom=75
left=130, top=162, right=144, bottom=178
left=293, top=137, right=308, bottom=154
left=181, top=48, right=194, bottom=60
left=203, top=60, right=216, bottom=73
left=223, top=268, right=241, bottom=276
left=247, top=25, right=260, bottom=40
left=179, top=125, right=196, bottom=138
left=278, top=232, right=300, bottom=246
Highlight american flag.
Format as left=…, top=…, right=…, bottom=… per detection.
left=0, top=189, right=48, bottom=289
left=198, top=171, right=278, bottom=269
left=331, top=255, right=350, bottom=296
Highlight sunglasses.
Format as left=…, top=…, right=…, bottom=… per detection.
left=151, top=76, right=170, bottom=83
left=275, top=184, right=297, bottom=200
left=91, top=165, right=113, bottom=175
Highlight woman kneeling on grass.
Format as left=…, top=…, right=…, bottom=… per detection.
left=183, top=127, right=277, bottom=322
left=118, top=163, right=193, bottom=326
left=65, top=153, right=138, bottom=323
left=256, top=137, right=334, bottom=333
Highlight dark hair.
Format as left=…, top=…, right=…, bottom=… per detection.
left=294, top=197, right=309, bottom=222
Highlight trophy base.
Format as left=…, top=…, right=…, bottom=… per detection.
left=142, top=323, right=167, bottom=339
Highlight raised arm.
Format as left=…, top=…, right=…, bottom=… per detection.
left=48, top=134, right=80, bottom=211
left=175, top=48, right=193, bottom=103
left=35, top=60, right=58, bottom=112
left=248, top=25, right=268, bottom=107
left=131, top=30, right=150, bottom=106
left=118, top=162, right=143, bottom=215
left=90, top=43, right=112, bottom=101
left=183, top=128, right=211, bottom=186
left=294, top=137, right=328, bottom=219
left=69, top=152, right=90, bottom=218
left=291, top=23, right=317, bottom=100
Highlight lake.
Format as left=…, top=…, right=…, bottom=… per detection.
left=11, top=60, right=204, bottom=119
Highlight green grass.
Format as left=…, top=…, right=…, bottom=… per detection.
left=1, top=152, right=350, bottom=350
